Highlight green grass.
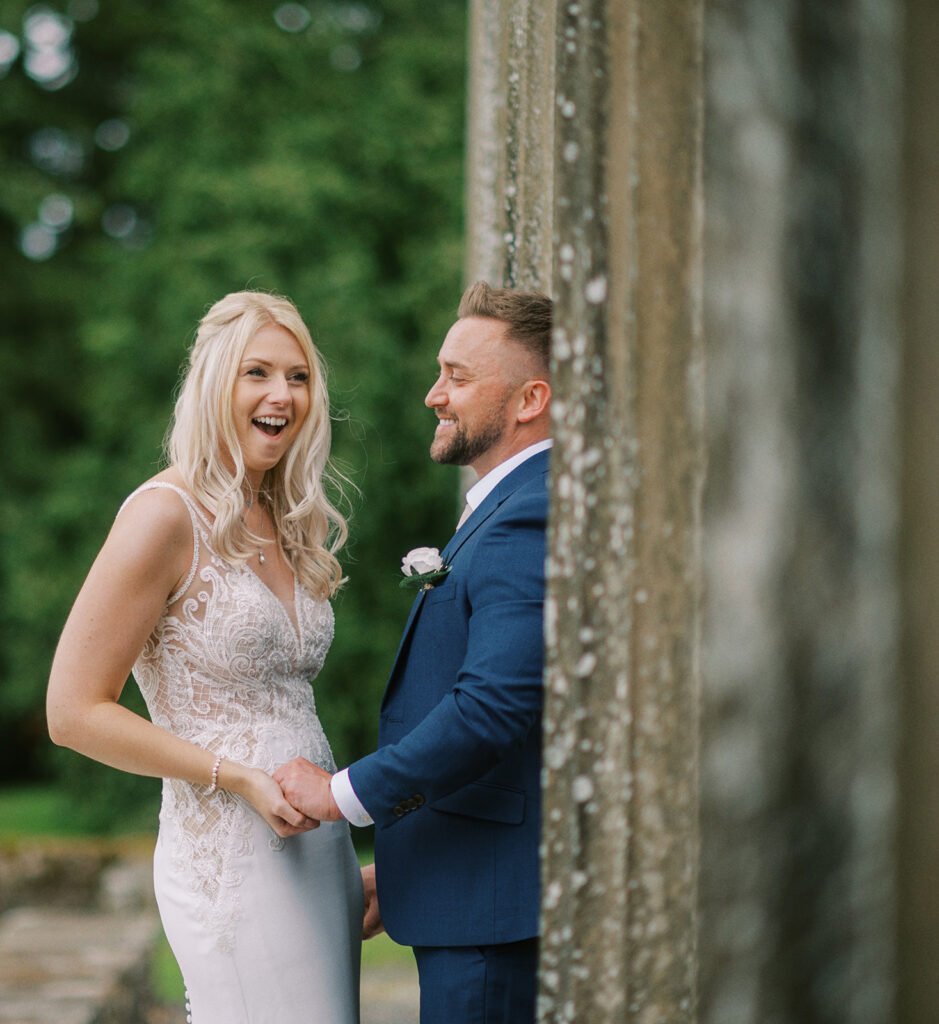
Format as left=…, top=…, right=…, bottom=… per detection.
left=362, top=929, right=415, bottom=969
left=0, top=784, right=89, bottom=839
left=151, top=935, right=187, bottom=1003
left=0, top=783, right=157, bottom=840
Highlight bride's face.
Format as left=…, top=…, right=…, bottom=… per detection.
left=231, top=324, right=311, bottom=479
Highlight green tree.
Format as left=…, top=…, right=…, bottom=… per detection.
left=0, top=0, right=467, bottom=830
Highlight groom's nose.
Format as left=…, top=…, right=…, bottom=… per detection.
left=425, top=376, right=447, bottom=408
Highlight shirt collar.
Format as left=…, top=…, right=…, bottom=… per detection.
left=465, top=439, right=553, bottom=511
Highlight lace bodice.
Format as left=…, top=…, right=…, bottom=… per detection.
left=123, top=482, right=336, bottom=949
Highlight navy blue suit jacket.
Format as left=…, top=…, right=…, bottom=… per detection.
left=348, top=449, right=549, bottom=947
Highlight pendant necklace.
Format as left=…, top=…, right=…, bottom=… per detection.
left=244, top=485, right=267, bottom=564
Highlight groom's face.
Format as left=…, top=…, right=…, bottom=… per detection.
left=425, top=316, right=523, bottom=474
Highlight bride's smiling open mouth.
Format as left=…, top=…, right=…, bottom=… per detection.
left=253, top=415, right=288, bottom=437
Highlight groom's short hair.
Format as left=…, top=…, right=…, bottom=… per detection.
left=458, top=281, right=552, bottom=374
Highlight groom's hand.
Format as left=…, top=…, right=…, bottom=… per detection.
left=361, top=862, right=385, bottom=940
left=273, top=758, right=343, bottom=822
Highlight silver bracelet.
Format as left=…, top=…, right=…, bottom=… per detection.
left=207, top=755, right=222, bottom=795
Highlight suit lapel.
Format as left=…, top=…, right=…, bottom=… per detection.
left=381, top=449, right=550, bottom=709
left=441, top=448, right=551, bottom=562
left=380, top=504, right=496, bottom=709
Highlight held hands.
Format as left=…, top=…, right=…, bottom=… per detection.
left=225, top=764, right=320, bottom=839
left=273, top=757, right=343, bottom=823
left=361, top=863, right=385, bottom=940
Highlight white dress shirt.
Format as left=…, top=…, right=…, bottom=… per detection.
left=330, top=438, right=553, bottom=826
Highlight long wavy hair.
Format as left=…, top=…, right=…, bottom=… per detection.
left=166, top=291, right=348, bottom=599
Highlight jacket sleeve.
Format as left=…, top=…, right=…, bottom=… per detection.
left=347, top=492, right=546, bottom=829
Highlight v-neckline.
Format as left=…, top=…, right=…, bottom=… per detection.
left=245, top=565, right=302, bottom=647
left=183, top=489, right=301, bottom=645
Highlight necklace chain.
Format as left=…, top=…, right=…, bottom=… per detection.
left=243, top=484, right=270, bottom=563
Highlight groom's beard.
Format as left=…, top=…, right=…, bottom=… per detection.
left=430, top=414, right=504, bottom=466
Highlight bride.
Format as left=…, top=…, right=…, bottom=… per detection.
left=47, top=291, right=363, bottom=1023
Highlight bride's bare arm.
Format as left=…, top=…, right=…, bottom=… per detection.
left=46, top=487, right=315, bottom=838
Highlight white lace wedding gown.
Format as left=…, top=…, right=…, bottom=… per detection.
left=124, top=483, right=362, bottom=1024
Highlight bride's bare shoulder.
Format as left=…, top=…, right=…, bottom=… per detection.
left=114, top=469, right=197, bottom=547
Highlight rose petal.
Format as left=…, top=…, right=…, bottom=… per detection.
left=403, top=546, right=443, bottom=575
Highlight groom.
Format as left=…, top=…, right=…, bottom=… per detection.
left=276, top=281, right=552, bottom=1022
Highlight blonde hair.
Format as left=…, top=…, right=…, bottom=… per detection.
left=167, top=290, right=348, bottom=599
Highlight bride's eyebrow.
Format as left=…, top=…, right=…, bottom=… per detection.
left=239, top=357, right=309, bottom=370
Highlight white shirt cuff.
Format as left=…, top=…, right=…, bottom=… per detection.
left=330, top=768, right=373, bottom=827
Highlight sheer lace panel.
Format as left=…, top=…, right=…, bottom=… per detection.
left=121, top=482, right=336, bottom=950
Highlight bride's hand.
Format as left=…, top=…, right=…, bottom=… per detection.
left=222, top=763, right=320, bottom=838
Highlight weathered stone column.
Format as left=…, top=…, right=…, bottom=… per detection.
left=540, top=2, right=704, bottom=1021
left=462, top=0, right=556, bottom=510
left=464, top=0, right=556, bottom=291
left=464, top=1, right=919, bottom=1021
left=699, top=2, right=902, bottom=1021
left=897, top=0, right=939, bottom=1019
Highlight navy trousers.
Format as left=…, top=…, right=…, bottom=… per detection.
left=412, top=938, right=538, bottom=1024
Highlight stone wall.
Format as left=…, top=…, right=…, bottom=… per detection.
left=0, top=840, right=163, bottom=1024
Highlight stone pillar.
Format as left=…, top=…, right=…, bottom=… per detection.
left=464, top=0, right=556, bottom=291
left=540, top=2, right=704, bottom=1021
left=464, top=1, right=922, bottom=1021
left=462, top=0, right=556, bottom=510
left=699, top=2, right=901, bottom=1022
left=897, top=0, right=939, bottom=1019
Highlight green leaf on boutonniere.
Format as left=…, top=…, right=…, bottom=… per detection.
left=400, top=565, right=452, bottom=591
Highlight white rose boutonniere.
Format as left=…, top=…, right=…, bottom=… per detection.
left=400, top=546, right=452, bottom=591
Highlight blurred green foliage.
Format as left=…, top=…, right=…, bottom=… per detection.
left=0, top=0, right=467, bottom=830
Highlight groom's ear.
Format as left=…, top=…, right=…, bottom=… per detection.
left=516, top=378, right=551, bottom=424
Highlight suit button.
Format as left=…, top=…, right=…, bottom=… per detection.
left=393, top=805, right=404, bottom=817
left=414, top=794, right=425, bottom=807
